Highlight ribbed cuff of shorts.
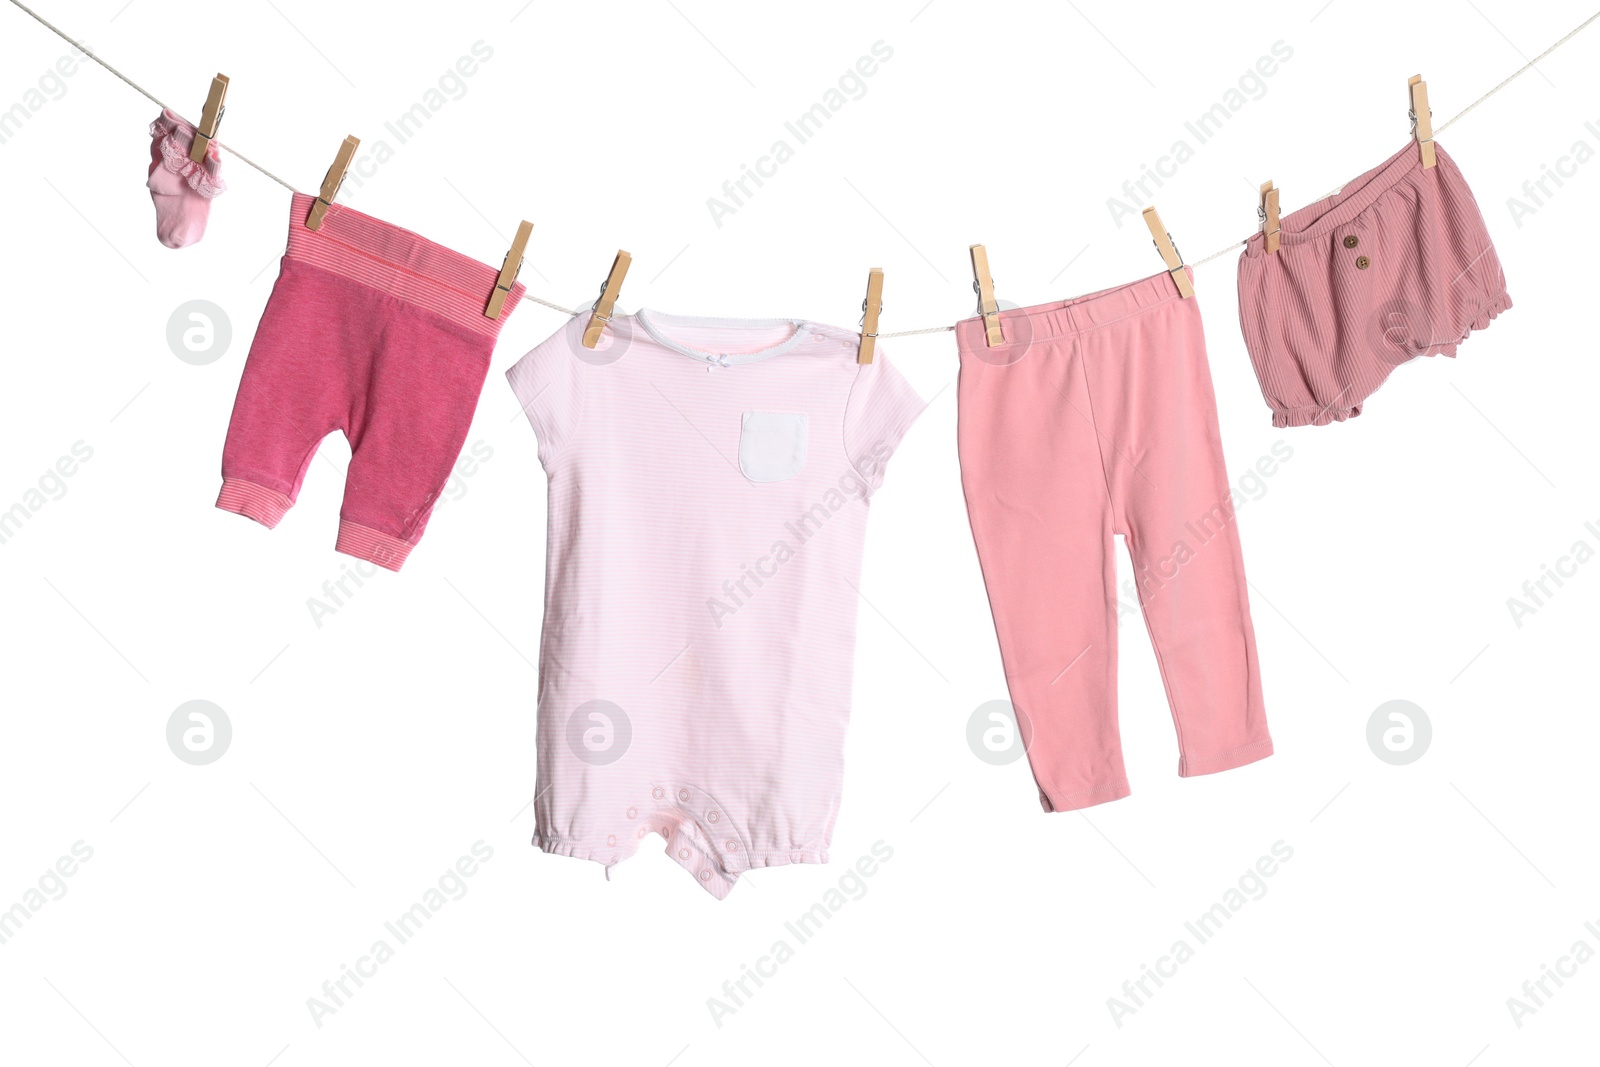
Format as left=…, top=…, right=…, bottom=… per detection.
left=335, top=520, right=414, bottom=572
left=216, top=478, right=293, bottom=528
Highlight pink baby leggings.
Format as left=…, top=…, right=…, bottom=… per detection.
left=956, top=270, right=1273, bottom=811
left=216, top=193, right=523, bottom=570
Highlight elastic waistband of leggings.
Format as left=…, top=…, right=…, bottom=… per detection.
left=283, top=192, right=525, bottom=338
left=954, top=268, right=1189, bottom=351
left=1243, top=139, right=1454, bottom=255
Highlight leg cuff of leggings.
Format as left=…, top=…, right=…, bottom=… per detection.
left=1038, top=778, right=1132, bottom=813
left=335, top=520, right=414, bottom=572
left=216, top=478, right=293, bottom=528
left=1179, top=737, right=1275, bottom=778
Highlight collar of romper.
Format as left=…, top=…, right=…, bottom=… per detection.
left=634, top=309, right=816, bottom=366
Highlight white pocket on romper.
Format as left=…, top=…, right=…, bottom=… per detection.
left=738, top=411, right=808, bottom=482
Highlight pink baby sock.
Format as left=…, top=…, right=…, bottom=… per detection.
left=146, top=109, right=225, bottom=249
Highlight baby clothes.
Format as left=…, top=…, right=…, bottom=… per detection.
left=956, top=270, right=1272, bottom=812
left=506, top=310, right=922, bottom=898
left=216, top=192, right=525, bottom=570
left=146, top=109, right=225, bottom=248
left=1237, top=139, right=1510, bottom=426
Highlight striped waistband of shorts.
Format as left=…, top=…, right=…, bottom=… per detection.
left=283, top=192, right=525, bottom=337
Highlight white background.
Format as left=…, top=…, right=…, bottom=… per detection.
left=2, top=1, right=1597, bottom=1064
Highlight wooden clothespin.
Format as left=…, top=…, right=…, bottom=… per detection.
left=1259, top=180, right=1281, bottom=254
left=189, top=74, right=229, bottom=163
left=969, top=245, right=1003, bottom=346
left=1408, top=75, right=1436, bottom=168
left=485, top=221, right=533, bottom=319
left=582, top=251, right=631, bottom=348
left=1141, top=206, right=1194, bottom=298
left=857, top=268, right=885, bottom=365
left=306, top=136, right=360, bottom=231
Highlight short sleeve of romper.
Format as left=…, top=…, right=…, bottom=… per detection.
left=505, top=312, right=587, bottom=470
left=843, top=346, right=924, bottom=497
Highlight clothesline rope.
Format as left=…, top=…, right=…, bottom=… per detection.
left=886, top=8, right=1598, bottom=333
left=7, top=0, right=1596, bottom=336
left=9, top=0, right=300, bottom=192
left=1185, top=7, right=1600, bottom=272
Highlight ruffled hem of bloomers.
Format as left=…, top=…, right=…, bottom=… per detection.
left=1270, top=290, right=1512, bottom=428
left=1428, top=289, right=1512, bottom=360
